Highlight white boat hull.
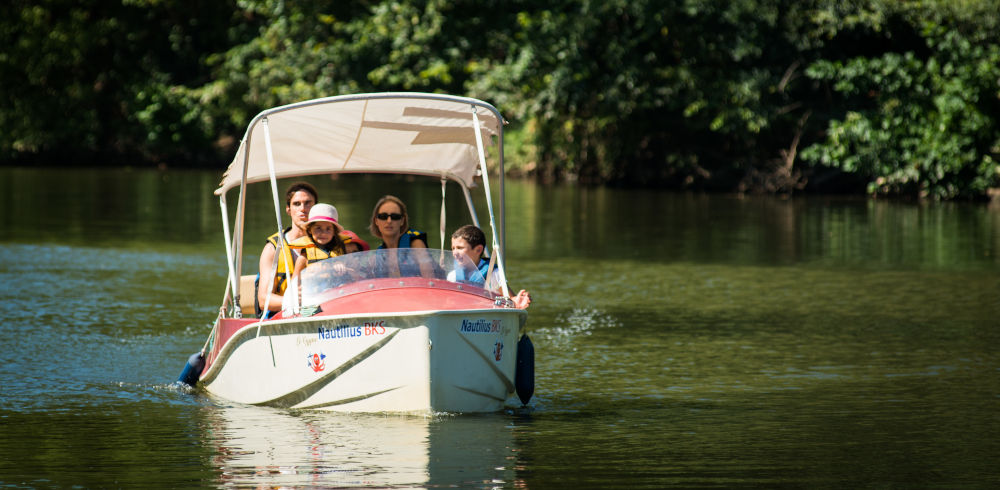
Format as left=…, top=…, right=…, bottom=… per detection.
left=201, top=309, right=526, bottom=413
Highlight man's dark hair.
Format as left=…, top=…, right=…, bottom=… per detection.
left=285, top=181, right=318, bottom=205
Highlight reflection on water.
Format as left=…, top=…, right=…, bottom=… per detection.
left=201, top=403, right=520, bottom=488
left=204, top=405, right=430, bottom=487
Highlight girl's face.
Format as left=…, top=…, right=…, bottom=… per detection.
left=375, top=201, right=404, bottom=238
left=309, top=222, right=336, bottom=245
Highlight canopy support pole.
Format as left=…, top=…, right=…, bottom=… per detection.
left=471, top=106, right=510, bottom=298
left=233, top=168, right=248, bottom=309
left=460, top=185, right=485, bottom=257
left=220, top=194, right=240, bottom=318
left=439, top=176, right=448, bottom=252
left=257, top=117, right=296, bottom=342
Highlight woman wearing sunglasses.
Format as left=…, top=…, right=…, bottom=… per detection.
left=368, top=195, right=434, bottom=277
left=369, top=195, right=428, bottom=250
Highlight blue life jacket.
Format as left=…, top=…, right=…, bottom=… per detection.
left=451, top=258, right=490, bottom=284
left=374, top=229, right=428, bottom=277
left=377, top=228, right=427, bottom=249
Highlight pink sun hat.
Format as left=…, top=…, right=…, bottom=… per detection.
left=305, top=203, right=344, bottom=231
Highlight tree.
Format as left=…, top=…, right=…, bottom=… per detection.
left=801, top=1, right=1000, bottom=199
left=0, top=0, right=250, bottom=165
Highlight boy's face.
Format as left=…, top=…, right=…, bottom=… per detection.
left=344, top=242, right=361, bottom=253
left=450, top=237, right=483, bottom=265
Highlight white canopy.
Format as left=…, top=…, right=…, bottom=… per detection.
left=216, top=93, right=504, bottom=195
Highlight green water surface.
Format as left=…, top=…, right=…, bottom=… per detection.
left=0, top=167, right=997, bottom=487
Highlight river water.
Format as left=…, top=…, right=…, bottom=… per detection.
left=1, top=167, right=998, bottom=487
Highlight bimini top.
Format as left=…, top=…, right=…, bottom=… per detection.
left=215, top=93, right=504, bottom=195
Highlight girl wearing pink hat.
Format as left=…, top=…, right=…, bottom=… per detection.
left=291, top=203, right=347, bottom=277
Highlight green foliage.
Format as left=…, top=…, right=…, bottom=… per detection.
left=1, top=0, right=998, bottom=198
left=189, top=0, right=518, bottom=144
left=802, top=7, right=1000, bottom=199
left=0, top=0, right=248, bottom=165
left=468, top=0, right=786, bottom=185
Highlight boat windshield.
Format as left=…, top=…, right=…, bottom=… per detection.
left=298, top=248, right=497, bottom=306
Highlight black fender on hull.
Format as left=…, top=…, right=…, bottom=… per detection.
left=514, top=334, right=534, bottom=405
left=177, top=352, right=205, bottom=387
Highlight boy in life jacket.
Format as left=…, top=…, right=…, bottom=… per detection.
left=448, top=224, right=491, bottom=284
left=291, top=203, right=347, bottom=277
left=448, top=224, right=532, bottom=309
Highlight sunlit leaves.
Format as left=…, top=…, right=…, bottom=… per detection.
left=803, top=21, right=1000, bottom=199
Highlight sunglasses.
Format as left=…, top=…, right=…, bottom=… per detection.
left=376, top=212, right=403, bottom=221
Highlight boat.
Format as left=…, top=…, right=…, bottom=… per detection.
left=178, top=93, right=534, bottom=413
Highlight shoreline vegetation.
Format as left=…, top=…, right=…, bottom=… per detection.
left=2, top=1, right=998, bottom=200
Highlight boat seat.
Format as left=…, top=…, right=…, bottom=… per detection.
left=238, top=275, right=257, bottom=316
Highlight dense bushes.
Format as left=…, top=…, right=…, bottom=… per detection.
left=1, top=0, right=998, bottom=198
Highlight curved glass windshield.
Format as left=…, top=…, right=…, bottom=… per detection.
left=299, top=248, right=497, bottom=306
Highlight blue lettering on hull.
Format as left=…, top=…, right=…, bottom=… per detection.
left=460, top=319, right=501, bottom=333
left=318, top=324, right=362, bottom=340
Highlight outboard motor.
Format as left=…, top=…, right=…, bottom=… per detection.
left=177, top=352, right=205, bottom=387
left=514, top=335, right=534, bottom=405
